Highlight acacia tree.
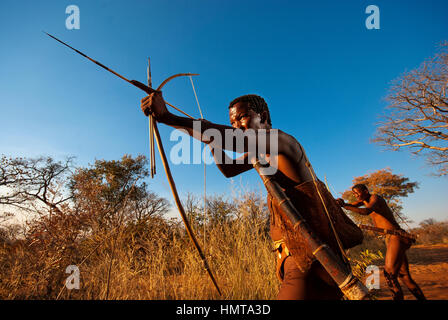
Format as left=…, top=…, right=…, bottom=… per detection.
left=373, top=42, right=448, bottom=176
left=0, top=155, right=74, bottom=213
left=1, top=154, right=172, bottom=298
left=70, top=154, right=169, bottom=230
left=0, top=154, right=169, bottom=239
left=341, top=168, right=418, bottom=225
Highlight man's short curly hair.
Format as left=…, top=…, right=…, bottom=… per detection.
left=352, top=184, right=369, bottom=192
left=228, top=94, right=272, bottom=126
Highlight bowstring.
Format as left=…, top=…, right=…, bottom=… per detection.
left=189, top=76, right=207, bottom=250
left=148, top=58, right=156, bottom=178
left=189, top=76, right=204, bottom=119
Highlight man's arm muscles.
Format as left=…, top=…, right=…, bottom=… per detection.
left=162, top=113, right=285, bottom=155
left=210, top=147, right=252, bottom=178
left=343, top=196, right=378, bottom=216
left=349, top=200, right=364, bottom=207
left=342, top=205, right=372, bottom=216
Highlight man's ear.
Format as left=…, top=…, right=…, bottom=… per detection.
left=260, top=111, right=268, bottom=124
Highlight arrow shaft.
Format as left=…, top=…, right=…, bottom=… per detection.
left=45, top=32, right=220, bottom=294
left=44, top=32, right=156, bottom=94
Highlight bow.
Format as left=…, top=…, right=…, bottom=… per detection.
left=151, top=73, right=222, bottom=296
left=45, top=32, right=222, bottom=296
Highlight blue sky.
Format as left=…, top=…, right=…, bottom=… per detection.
left=0, top=0, right=447, bottom=226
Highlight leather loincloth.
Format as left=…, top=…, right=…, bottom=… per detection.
left=268, top=179, right=363, bottom=272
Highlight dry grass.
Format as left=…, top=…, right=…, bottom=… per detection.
left=0, top=192, right=279, bottom=300
left=412, top=221, right=448, bottom=245
left=3, top=155, right=446, bottom=300
left=2, top=190, right=445, bottom=300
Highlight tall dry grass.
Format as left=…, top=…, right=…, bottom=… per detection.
left=3, top=155, right=446, bottom=300
left=0, top=191, right=279, bottom=300
left=4, top=190, right=443, bottom=299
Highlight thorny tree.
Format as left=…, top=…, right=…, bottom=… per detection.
left=373, top=42, right=448, bottom=176
left=0, top=155, right=74, bottom=215
left=69, top=154, right=169, bottom=230
left=0, top=154, right=169, bottom=239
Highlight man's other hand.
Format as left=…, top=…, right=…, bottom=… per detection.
left=335, top=198, right=346, bottom=207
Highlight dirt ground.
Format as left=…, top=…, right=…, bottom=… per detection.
left=374, top=244, right=448, bottom=300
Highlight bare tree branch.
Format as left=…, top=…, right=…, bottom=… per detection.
left=373, top=42, right=448, bottom=176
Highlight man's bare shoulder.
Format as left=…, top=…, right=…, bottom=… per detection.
left=274, top=129, right=304, bottom=161
left=275, top=129, right=301, bottom=145
left=370, top=194, right=386, bottom=203
left=368, top=194, right=391, bottom=213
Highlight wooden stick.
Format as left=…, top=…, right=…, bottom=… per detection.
left=358, top=224, right=417, bottom=241
left=252, top=160, right=370, bottom=300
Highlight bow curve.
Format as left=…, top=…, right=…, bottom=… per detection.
left=151, top=74, right=222, bottom=296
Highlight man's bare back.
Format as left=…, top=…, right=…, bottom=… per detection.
left=361, top=194, right=400, bottom=230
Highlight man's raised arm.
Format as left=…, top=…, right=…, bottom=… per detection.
left=141, top=91, right=285, bottom=156
left=339, top=196, right=378, bottom=216
left=210, top=147, right=253, bottom=178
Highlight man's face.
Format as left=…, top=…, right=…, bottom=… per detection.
left=353, top=187, right=368, bottom=201
left=229, top=102, right=265, bottom=131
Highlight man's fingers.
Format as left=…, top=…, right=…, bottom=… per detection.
left=141, top=95, right=151, bottom=104
left=141, top=95, right=154, bottom=106
left=141, top=96, right=152, bottom=117
left=141, top=90, right=164, bottom=117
